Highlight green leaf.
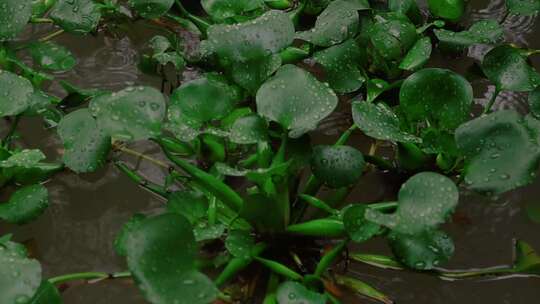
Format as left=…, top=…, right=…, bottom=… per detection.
left=506, top=0, right=540, bottom=16
left=128, top=0, right=174, bottom=19
left=388, top=229, right=454, bottom=270
left=201, top=0, right=264, bottom=21
left=225, top=230, right=255, bottom=259
left=512, top=240, right=540, bottom=275
left=0, top=184, right=48, bottom=224
left=230, top=53, right=282, bottom=93
left=28, top=281, right=62, bottom=304
left=166, top=191, right=209, bottom=224
left=296, top=0, right=369, bottom=47
left=400, top=68, right=473, bottom=130
left=276, top=281, right=326, bottom=304
left=240, top=193, right=287, bottom=232
left=0, top=70, right=34, bottom=117
left=114, top=213, right=146, bottom=257
left=399, top=36, right=432, bottom=71
left=312, top=39, right=367, bottom=93
left=365, top=172, right=459, bottom=234
left=0, top=150, right=45, bottom=168
left=256, top=64, right=338, bottom=138
left=529, top=86, right=540, bottom=119
left=427, top=0, right=465, bottom=21
left=369, top=13, right=418, bottom=61
left=482, top=45, right=540, bottom=92
left=342, top=205, right=381, bottom=243
left=58, top=109, right=111, bottom=173
left=352, top=101, right=421, bottom=144
left=229, top=114, right=268, bottom=144
left=193, top=222, right=226, bottom=242
left=125, top=214, right=218, bottom=304
left=169, top=73, right=242, bottom=126
left=388, top=0, right=422, bottom=23
left=434, top=20, right=503, bottom=50
left=0, top=0, right=32, bottom=41
left=90, top=86, right=166, bottom=141
left=310, top=145, right=365, bottom=188
left=29, top=41, right=76, bottom=71
left=455, top=110, right=540, bottom=195
left=0, top=238, right=42, bottom=304
left=50, top=0, right=101, bottom=34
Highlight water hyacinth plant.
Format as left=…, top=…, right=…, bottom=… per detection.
left=1, top=0, right=540, bottom=303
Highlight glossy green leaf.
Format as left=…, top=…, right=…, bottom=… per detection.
left=399, top=37, right=432, bottom=71
left=529, top=86, right=540, bottom=119
left=29, top=41, right=76, bottom=71
left=400, top=68, right=473, bottom=130
left=482, top=45, right=540, bottom=92
left=169, top=74, right=242, bottom=126
left=369, top=13, right=418, bottom=61
left=90, top=86, right=166, bottom=141
left=166, top=191, right=209, bottom=224
left=0, top=150, right=45, bottom=168
left=256, top=64, right=338, bottom=138
left=114, top=213, right=146, bottom=257
left=342, top=205, right=381, bottom=243
left=125, top=214, right=218, bottom=304
left=193, top=222, right=226, bottom=242
left=58, top=109, right=111, bottom=173
left=312, top=39, right=366, bottom=93
left=388, top=0, right=422, bottom=23
left=229, top=114, right=268, bottom=144
left=434, top=20, right=503, bottom=50
left=512, top=240, right=540, bottom=275
left=276, top=281, right=326, bottom=304
left=201, top=0, right=264, bottom=20
left=50, top=0, right=101, bottom=34
left=0, top=70, right=34, bottom=117
left=229, top=53, right=282, bottom=93
left=225, top=230, right=255, bottom=259
left=365, top=172, right=459, bottom=234
left=427, top=0, right=465, bottom=21
left=310, top=145, right=365, bottom=188
left=128, top=0, right=174, bottom=19
left=506, top=0, right=540, bottom=15
left=352, top=101, right=421, bottom=144
left=297, top=0, right=369, bottom=47
left=0, top=0, right=32, bottom=41
left=28, top=281, right=62, bottom=304
left=388, top=230, right=454, bottom=270
left=0, top=184, right=48, bottom=224
left=0, top=237, right=42, bottom=304
left=455, top=110, right=540, bottom=195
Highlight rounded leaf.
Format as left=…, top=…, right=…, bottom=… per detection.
left=400, top=68, right=473, bottom=130
left=529, top=86, right=540, bottom=119
left=0, top=184, right=48, bottom=224
left=166, top=191, right=209, bottom=224
left=50, top=0, right=101, bottom=34
left=256, top=65, right=338, bottom=138
left=230, top=114, right=268, bottom=144
left=482, top=45, right=540, bottom=92
left=125, top=214, right=218, bottom=304
left=352, top=101, right=421, bottom=144
left=58, top=109, right=111, bottom=173
left=128, top=0, right=175, bottom=19
left=90, top=86, right=166, bottom=141
left=365, top=172, right=459, bottom=234
left=434, top=20, right=503, bottom=50
left=342, top=205, right=381, bottom=243
left=0, top=239, right=42, bottom=304
left=0, top=70, right=34, bottom=117
left=225, top=230, right=255, bottom=259
left=276, top=281, right=326, bottom=304
left=169, top=74, right=242, bottom=124
left=506, top=0, right=540, bottom=16
left=0, top=0, right=32, bottom=41
left=29, top=41, right=76, bottom=71
left=389, top=230, right=454, bottom=270
left=427, top=0, right=465, bottom=21
left=399, top=36, right=432, bottom=71
left=369, top=13, right=418, bottom=61
left=311, top=145, right=365, bottom=188
left=201, top=0, right=264, bottom=20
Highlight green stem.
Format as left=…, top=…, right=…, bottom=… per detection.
left=364, top=155, right=394, bottom=171
left=114, top=161, right=169, bottom=197
left=315, top=239, right=348, bottom=277
left=39, top=29, right=65, bottom=42
left=208, top=195, right=217, bottom=225
left=174, top=0, right=211, bottom=35
left=115, top=145, right=171, bottom=169
left=367, top=201, right=398, bottom=212
left=49, top=271, right=131, bottom=285
left=483, top=87, right=501, bottom=115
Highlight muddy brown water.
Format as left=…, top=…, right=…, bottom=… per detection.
left=1, top=0, right=540, bottom=303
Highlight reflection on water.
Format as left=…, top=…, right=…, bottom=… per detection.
left=2, top=1, right=540, bottom=303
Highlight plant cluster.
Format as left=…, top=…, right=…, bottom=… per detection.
left=1, top=0, right=540, bottom=303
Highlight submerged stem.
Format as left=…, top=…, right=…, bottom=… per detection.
left=482, top=87, right=501, bottom=115
left=49, top=271, right=131, bottom=285
left=39, top=29, right=65, bottom=42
